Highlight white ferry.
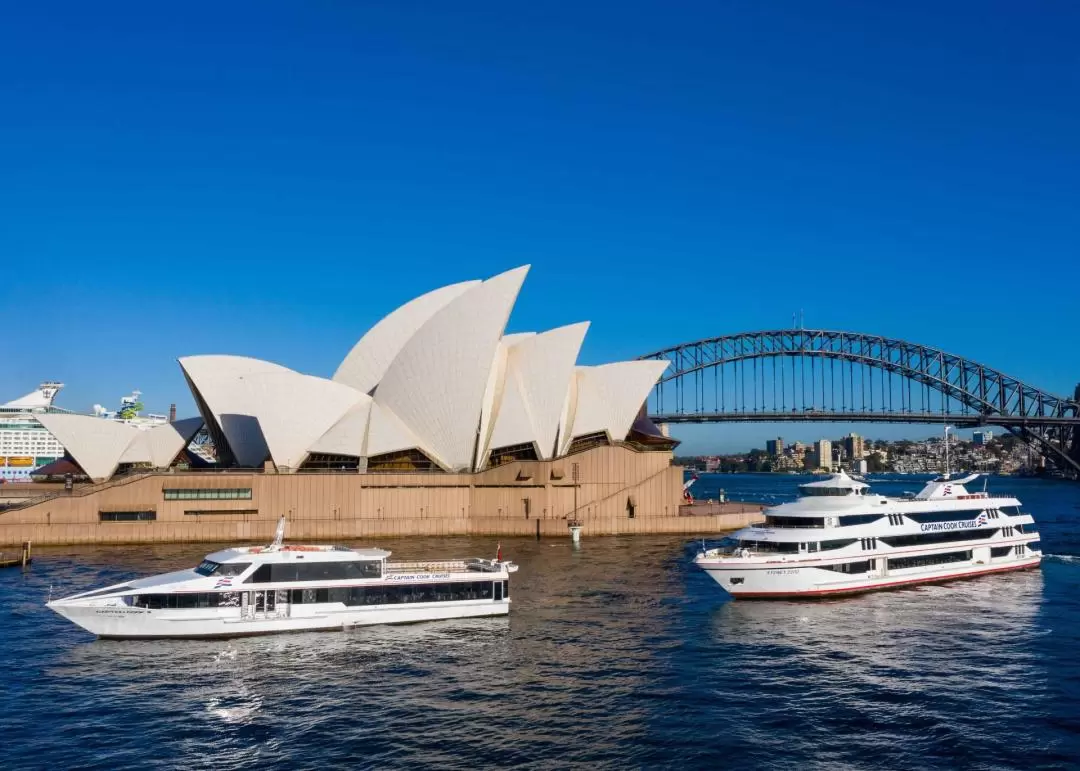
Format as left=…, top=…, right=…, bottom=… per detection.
left=47, top=520, right=518, bottom=639
left=694, top=471, right=1040, bottom=598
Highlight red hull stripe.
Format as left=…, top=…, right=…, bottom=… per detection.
left=730, top=561, right=1041, bottom=598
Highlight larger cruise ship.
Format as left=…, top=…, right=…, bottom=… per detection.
left=694, top=471, right=1041, bottom=598
left=1, top=383, right=170, bottom=481
left=0, top=382, right=68, bottom=481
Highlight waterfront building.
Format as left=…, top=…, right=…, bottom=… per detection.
left=809, top=439, right=833, bottom=471
left=2, top=267, right=728, bottom=546
left=973, top=430, right=993, bottom=446
left=843, top=433, right=865, bottom=460
left=766, top=438, right=784, bottom=456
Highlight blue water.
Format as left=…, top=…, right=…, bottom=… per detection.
left=2, top=474, right=1079, bottom=769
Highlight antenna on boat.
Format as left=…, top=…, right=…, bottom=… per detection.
left=269, top=516, right=286, bottom=552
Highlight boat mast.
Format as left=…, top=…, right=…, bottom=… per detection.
left=268, top=516, right=286, bottom=551
left=943, top=425, right=953, bottom=479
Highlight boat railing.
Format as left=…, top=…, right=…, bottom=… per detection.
left=386, top=559, right=506, bottom=575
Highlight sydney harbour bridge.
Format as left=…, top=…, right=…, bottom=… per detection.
left=640, top=329, right=1080, bottom=477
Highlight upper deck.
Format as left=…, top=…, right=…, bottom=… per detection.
left=764, top=471, right=1021, bottom=519
left=206, top=545, right=391, bottom=564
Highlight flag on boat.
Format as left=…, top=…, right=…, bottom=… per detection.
left=214, top=577, right=233, bottom=588
left=496, top=542, right=502, bottom=562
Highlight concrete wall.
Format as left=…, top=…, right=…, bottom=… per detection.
left=0, top=445, right=751, bottom=546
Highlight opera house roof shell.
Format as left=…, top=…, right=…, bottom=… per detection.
left=43, top=267, right=669, bottom=479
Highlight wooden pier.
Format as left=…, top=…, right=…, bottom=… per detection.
left=0, top=541, right=31, bottom=569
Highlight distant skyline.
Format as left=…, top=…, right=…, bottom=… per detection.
left=2, top=2, right=1078, bottom=455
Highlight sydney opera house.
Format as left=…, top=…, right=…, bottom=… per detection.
left=2, top=267, right=745, bottom=546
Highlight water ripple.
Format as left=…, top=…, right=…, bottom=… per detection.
left=2, top=475, right=1080, bottom=769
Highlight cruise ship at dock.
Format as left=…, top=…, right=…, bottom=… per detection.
left=0, top=383, right=68, bottom=481
left=694, top=471, right=1041, bottom=598
left=1, top=383, right=169, bottom=481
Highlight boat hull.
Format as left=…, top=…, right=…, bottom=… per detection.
left=48, top=599, right=510, bottom=639
left=697, top=555, right=1041, bottom=599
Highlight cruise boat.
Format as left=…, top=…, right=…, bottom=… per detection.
left=0, top=382, right=67, bottom=481
left=694, top=471, right=1040, bottom=598
left=47, top=520, right=518, bottom=639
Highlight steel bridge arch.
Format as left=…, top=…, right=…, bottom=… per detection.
left=639, top=329, right=1080, bottom=473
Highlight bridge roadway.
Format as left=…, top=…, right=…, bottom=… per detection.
left=653, top=411, right=1080, bottom=427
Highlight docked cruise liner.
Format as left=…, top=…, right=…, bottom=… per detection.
left=47, top=520, right=517, bottom=638
left=694, top=471, right=1040, bottom=598
left=1, top=383, right=170, bottom=481
left=0, top=383, right=68, bottom=481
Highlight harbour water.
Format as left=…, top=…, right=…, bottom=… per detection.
left=3, top=474, right=1079, bottom=769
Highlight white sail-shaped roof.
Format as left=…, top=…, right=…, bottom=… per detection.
left=333, top=280, right=480, bottom=394
left=563, top=360, right=669, bottom=445
left=374, top=266, right=529, bottom=470
left=309, top=399, right=373, bottom=457
left=179, top=356, right=292, bottom=467
left=364, top=401, right=430, bottom=458
left=34, top=413, right=140, bottom=481
left=476, top=332, right=535, bottom=467
left=119, top=417, right=205, bottom=467
left=484, top=322, right=589, bottom=461
left=243, top=372, right=368, bottom=470
left=180, top=356, right=367, bottom=470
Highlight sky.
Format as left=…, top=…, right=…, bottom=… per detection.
left=1, top=1, right=1077, bottom=454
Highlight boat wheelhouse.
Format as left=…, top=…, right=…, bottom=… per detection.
left=694, top=471, right=1040, bottom=599
left=47, top=520, right=517, bottom=639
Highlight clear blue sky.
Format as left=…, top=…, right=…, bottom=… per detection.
left=2, top=2, right=1077, bottom=453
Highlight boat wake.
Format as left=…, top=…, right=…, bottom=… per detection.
left=1044, top=554, right=1080, bottom=565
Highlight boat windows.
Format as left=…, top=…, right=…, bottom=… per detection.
left=1027, top=540, right=1041, bottom=552
left=818, top=560, right=872, bottom=574
left=246, top=560, right=383, bottom=584
left=999, top=506, right=1021, bottom=517
left=195, top=560, right=220, bottom=576
left=887, top=550, right=972, bottom=571
left=906, top=510, right=989, bottom=524
left=737, top=540, right=801, bottom=554
left=765, top=516, right=826, bottom=529
left=879, top=529, right=996, bottom=549
left=286, top=581, right=500, bottom=605
left=799, top=487, right=854, bottom=497
left=820, top=539, right=858, bottom=551
left=131, top=592, right=241, bottom=609
left=195, top=560, right=251, bottom=577
left=990, top=545, right=1013, bottom=558
left=838, top=514, right=882, bottom=527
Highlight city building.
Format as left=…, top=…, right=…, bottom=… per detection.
left=809, top=439, right=833, bottom=471
left=843, top=433, right=865, bottom=460
left=3, top=267, right=716, bottom=546
left=765, top=438, right=784, bottom=456
left=973, top=430, right=993, bottom=446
